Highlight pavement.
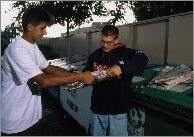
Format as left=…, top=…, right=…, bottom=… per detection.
left=31, top=89, right=90, bottom=136
left=1, top=56, right=3, bottom=69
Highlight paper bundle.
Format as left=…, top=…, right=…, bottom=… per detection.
left=148, top=64, right=193, bottom=90
left=62, top=70, right=108, bottom=92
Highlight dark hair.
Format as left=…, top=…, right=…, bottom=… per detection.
left=100, top=24, right=119, bottom=39
left=22, top=7, right=54, bottom=32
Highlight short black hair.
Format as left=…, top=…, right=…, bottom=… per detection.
left=22, top=7, right=54, bottom=32
left=100, top=25, right=119, bottom=39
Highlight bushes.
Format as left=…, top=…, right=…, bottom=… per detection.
left=37, top=43, right=59, bottom=60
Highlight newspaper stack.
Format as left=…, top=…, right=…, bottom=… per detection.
left=62, top=70, right=108, bottom=92
left=148, top=64, right=193, bottom=90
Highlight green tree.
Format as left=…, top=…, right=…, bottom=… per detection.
left=129, top=1, right=193, bottom=21
left=8, top=1, right=129, bottom=35
left=1, top=23, right=20, bottom=55
left=1, top=31, right=9, bottom=55
left=37, top=43, right=59, bottom=60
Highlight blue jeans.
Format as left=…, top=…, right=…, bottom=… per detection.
left=91, top=112, right=128, bottom=136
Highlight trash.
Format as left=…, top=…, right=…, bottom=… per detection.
left=62, top=70, right=120, bottom=92
left=148, top=64, right=193, bottom=90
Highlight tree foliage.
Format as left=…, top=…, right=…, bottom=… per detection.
left=3, top=1, right=193, bottom=54
left=37, top=43, right=59, bottom=60
left=1, top=23, right=20, bottom=55
left=129, top=1, right=193, bottom=21
left=7, top=1, right=129, bottom=35
left=1, top=32, right=9, bottom=55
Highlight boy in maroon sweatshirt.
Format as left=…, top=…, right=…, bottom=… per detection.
left=83, top=24, right=148, bottom=136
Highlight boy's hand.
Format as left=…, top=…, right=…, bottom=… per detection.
left=106, top=65, right=122, bottom=78
left=81, top=71, right=95, bottom=85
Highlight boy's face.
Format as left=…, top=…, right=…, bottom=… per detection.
left=27, top=21, right=47, bottom=43
left=101, top=35, right=119, bottom=52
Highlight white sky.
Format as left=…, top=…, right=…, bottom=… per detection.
left=1, top=1, right=135, bottom=38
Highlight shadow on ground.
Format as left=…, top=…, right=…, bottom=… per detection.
left=31, top=90, right=90, bottom=136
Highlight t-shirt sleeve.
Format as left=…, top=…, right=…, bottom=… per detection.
left=36, top=48, right=49, bottom=70
left=8, top=48, right=48, bottom=84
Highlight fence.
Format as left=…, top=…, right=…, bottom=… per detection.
left=38, top=11, right=193, bottom=66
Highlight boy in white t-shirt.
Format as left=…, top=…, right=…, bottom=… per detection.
left=1, top=7, right=95, bottom=135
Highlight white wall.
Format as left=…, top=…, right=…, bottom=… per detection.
left=118, top=25, right=130, bottom=48
left=167, top=13, right=193, bottom=66
left=88, top=31, right=101, bottom=55
left=39, top=12, right=193, bottom=66
left=132, top=21, right=167, bottom=64
left=71, top=33, right=87, bottom=56
left=66, top=36, right=73, bottom=57
left=55, top=37, right=65, bottom=57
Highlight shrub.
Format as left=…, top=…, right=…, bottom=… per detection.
left=37, top=43, right=59, bottom=60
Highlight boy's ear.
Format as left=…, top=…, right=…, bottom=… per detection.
left=115, top=38, right=119, bottom=44
left=27, top=23, right=33, bottom=32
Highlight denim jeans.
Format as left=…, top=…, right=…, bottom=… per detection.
left=91, top=112, right=128, bottom=136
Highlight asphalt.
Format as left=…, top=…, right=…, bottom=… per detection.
left=31, top=89, right=90, bottom=136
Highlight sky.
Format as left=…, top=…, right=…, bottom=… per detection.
left=1, top=1, right=136, bottom=38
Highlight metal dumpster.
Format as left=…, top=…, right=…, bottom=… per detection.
left=128, top=64, right=193, bottom=136
left=46, top=55, right=88, bottom=103
left=60, top=85, right=93, bottom=134
left=47, top=62, right=193, bottom=136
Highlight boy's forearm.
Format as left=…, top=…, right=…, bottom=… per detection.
left=33, top=73, right=84, bottom=88
left=43, top=65, right=74, bottom=76
left=43, top=73, right=83, bottom=88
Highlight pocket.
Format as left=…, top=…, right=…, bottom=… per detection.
left=113, top=113, right=126, bottom=120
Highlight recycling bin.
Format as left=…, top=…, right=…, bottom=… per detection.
left=128, top=64, right=193, bottom=136
left=46, top=55, right=88, bottom=103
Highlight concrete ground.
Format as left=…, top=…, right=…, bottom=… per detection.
left=1, top=56, right=3, bottom=70
left=31, top=90, right=90, bottom=136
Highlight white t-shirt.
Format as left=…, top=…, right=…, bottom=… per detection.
left=1, top=37, right=49, bottom=134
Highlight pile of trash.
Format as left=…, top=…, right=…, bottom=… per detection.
left=148, top=64, right=193, bottom=90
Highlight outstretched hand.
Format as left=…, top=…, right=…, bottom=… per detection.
left=81, top=71, right=96, bottom=85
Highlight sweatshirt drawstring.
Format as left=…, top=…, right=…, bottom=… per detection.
left=109, top=51, right=111, bottom=67
left=93, top=43, right=126, bottom=71
left=102, top=51, right=111, bottom=67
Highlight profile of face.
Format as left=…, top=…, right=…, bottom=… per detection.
left=27, top=21, right=47, bottom=43
left=101, top=35, right=119, bottom=52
